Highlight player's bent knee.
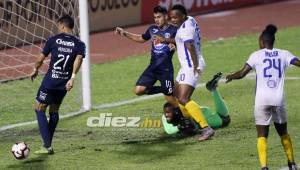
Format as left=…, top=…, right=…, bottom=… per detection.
left=274, top=122, right=288, bottom=136
left=49, top=104, right=61, bottom=113
left=178, top=97, right=189, bottom=105
left=221, top=115, right=231, bottom=127
left=35, top=102, right=47, bottom=111
left=134, top=86, right=146, bottom=96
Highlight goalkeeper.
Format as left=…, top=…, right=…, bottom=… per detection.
left=162, top=72, right=231, bottom=136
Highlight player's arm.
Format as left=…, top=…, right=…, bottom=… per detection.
left=185, top=41, right=200, bottom=74
left=291, top=58, right=300, bottom=67
left=115, top=27, right=146, bottom=43
left=225, top=64, right=252, bottom=83
left=30, top=53, right=46, bottom=81
left=66, top=55, right=83, bottom=91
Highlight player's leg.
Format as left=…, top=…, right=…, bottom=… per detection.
left=48, top=90, right=67, bottom=147
left=256, top=125, right=270, bottom=170
left=206, top=72, right=230, bottom=127
left=158, top=70, right=179, bottom=107
left=176, top=84, right=214, bottom=141
left=201, top=107, right=223, bottom=129
left=175, top=69, right=214, bottom=141
left=48, top=104, right=60, bottom=146
left=272, top=107, right=297, bottom=169
left=35, top=87, right=53, bottom=154
left=255, top=105, right=272, bottom=170
left=134, top=67, right=159, bottom=96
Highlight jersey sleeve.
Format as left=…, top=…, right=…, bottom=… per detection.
left=77, top=41, right=86, bottom=58
left=246, top=52, right=256, bottom=69
left=180, top=23, right=195, bottom=42
left=141, top=27, right=151, bottom=41
left=284, top=50, right=298, bottom=67
left=42, top=37, right=53, bottom=56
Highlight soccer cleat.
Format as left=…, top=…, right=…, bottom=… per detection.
left=288, top=162, right=298, bottom=170
left=206, top=72, right=223, bottom=91
left=261, top=167, right=269, bottom=170
left=34, top=147, right=54, bottom=155
left=198, top=126, right=215, bottom=141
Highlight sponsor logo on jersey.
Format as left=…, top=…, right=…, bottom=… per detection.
left=164, top=33, right=171, bottom=39
left=152, top=28, right=159, bottom=33
left=267, top=79, right=277, bottom=88
left=153, top=38, right=165, bottom=50
left=56, top=39, right=75, bottom=47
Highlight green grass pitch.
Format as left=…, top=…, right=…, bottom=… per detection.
left=0, top=27, right=299, bottom=170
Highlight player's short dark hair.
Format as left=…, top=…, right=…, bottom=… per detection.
left=153, top=5, right=167, bottom=14
left=171, top=4, right=187, bottom=16
left=261, top=24, right=277, bottom=45
left=58, top=15, right=74, bottom=29
left=163, top=102, right=173, bottom=109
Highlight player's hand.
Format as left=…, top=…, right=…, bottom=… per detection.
left=66, top=79, right=74, bottom=91
left=168, top=43, right=176, bottom=51
left=30, top=69, right=38, bottom=82
left=115, top=27, right=124, bottom=36
left=194, top=67, right=201, bottom=76
left=225, top=74, right=233, bottom=83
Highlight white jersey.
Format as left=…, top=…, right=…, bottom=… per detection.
left=246, top=48, right=297, bottom=106
left=175, top=16, right=205, bottom=69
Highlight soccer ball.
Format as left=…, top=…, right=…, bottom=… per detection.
left=11, top=142, right=30, bottom=160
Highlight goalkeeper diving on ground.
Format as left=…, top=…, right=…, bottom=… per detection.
left=162, top=72, right=230, bottom=136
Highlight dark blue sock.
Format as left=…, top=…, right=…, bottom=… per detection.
left=35, top=109, right=51, bottom=148
left=49, top=112, right=59, bottom=145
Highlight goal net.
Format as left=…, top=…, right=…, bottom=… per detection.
left=0, top=0, right=88, bottom=127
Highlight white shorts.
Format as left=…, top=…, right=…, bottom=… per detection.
left=175, top=67, right=200, bottom=88
left=254, top=105, right=287, bottom=125
left=176, top=56, right=205, bottom=88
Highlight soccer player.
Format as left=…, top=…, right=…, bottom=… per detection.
left=114, top=6, right=178, bottom=107
left=162, top=73, right=230, bottom=136
left=169, top=4, right=215, bottom=141
left=226, top=24, right=299, bottom=170
left=30, top=15, right=86, bottom=154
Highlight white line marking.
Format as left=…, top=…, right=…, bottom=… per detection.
left=1, top=75, right=300, bottom=132
left=0, top=109, right=86, bottom=132
left=279, top=164, right=299, bottom=170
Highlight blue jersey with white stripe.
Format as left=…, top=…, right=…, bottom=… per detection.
left=142, top=24, right=177, bottom=71
left=41, top=33, right=86, bottom=90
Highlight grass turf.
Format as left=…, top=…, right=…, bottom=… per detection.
left=0, top=26, right=299, bottom=169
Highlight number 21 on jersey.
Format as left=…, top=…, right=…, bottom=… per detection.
left=53, top=54, right=70, bottom=71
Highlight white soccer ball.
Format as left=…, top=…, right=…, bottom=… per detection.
left=11, top=142, right=30, bottom=160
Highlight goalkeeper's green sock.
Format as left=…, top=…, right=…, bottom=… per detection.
left=212, top=90, right=229, bottom=117
left=204, top=113, right=223, bottom=129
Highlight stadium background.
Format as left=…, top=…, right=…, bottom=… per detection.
left=90, top=0, right=299, bottom=63
left=1, top=0, right=297, bottom=80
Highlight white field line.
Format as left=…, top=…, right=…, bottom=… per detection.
left=279, top=164, right=300, bottom=170
left=1, top=74, right=300, bottom=132
left=0, top=109, right=86, bottom=132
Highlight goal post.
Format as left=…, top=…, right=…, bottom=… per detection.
left=79, top=0, right=91, bottom=111
left=0, top=0, right=91, bottom=126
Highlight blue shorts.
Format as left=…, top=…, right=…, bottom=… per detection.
left=36, top=86, right=67, bottom=105
left=136, top=66, right=174, bottom=96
